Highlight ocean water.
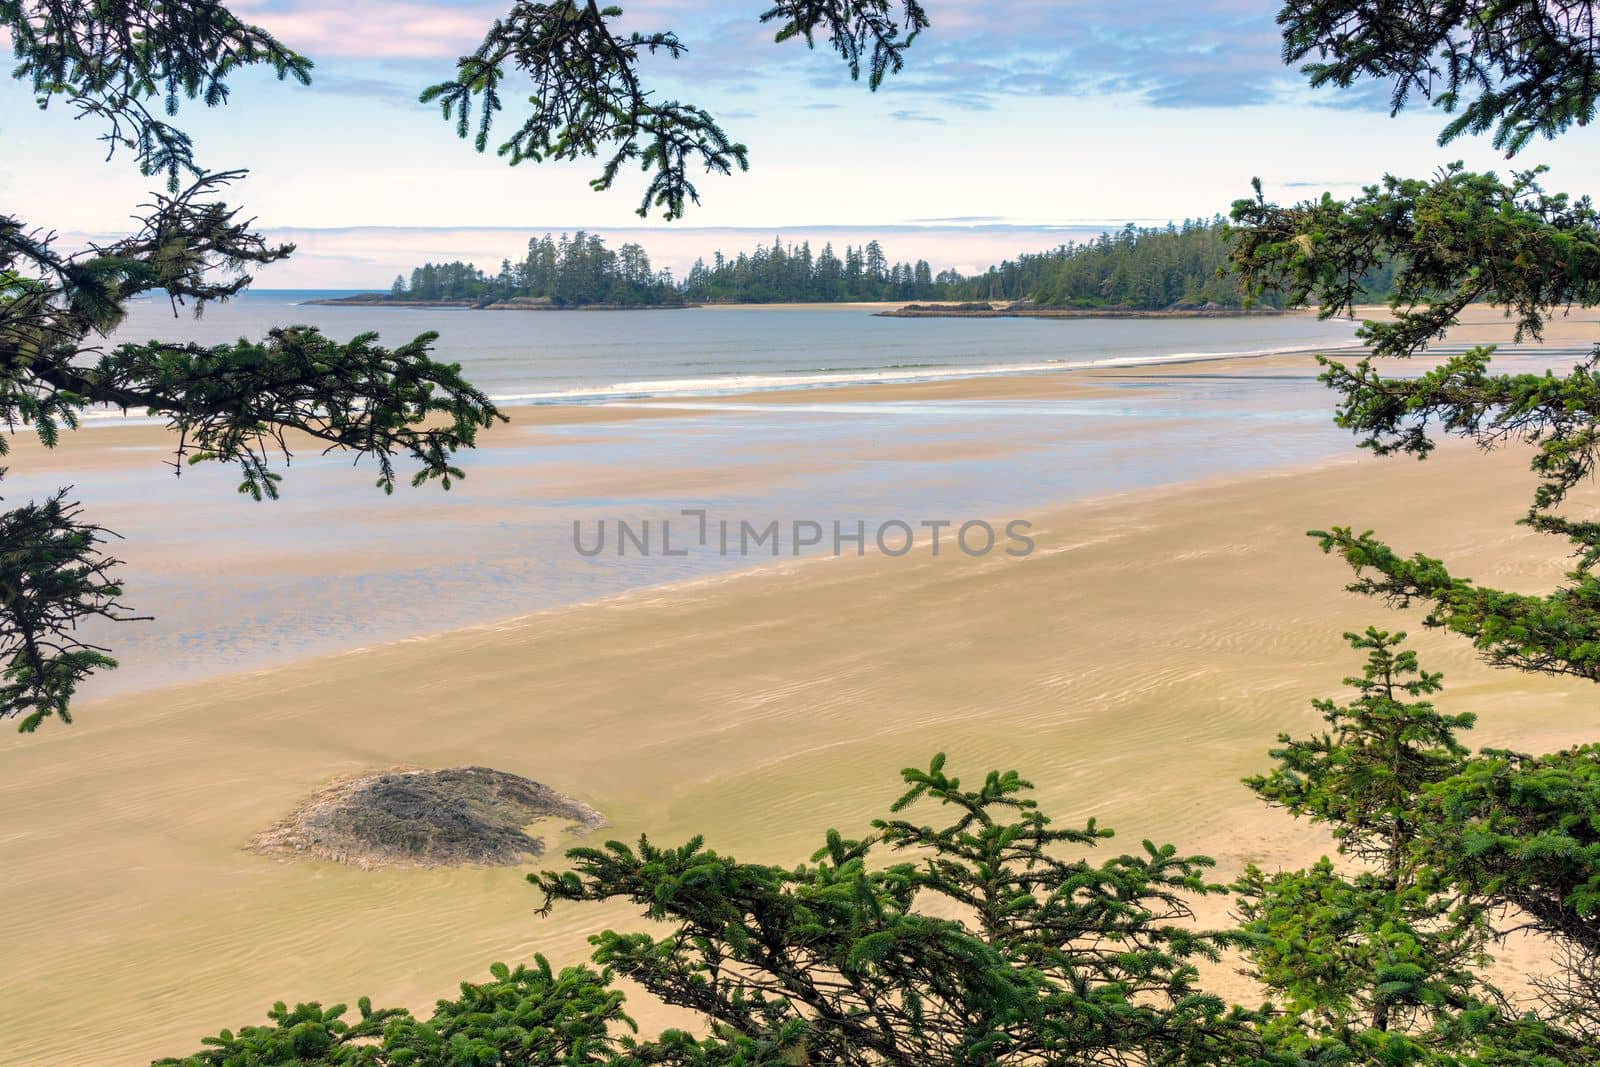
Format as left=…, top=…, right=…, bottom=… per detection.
left=99, top=290, right=1365, bottom=404
left=13, top=295, right=1395, bottom=697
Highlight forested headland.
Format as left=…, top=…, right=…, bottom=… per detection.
left=947, top=219, right=1277, bottom=307
left=321, top=220, right=1393, bottom=313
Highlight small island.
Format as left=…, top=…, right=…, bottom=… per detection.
left=304, top=221, right=1352, bottom=315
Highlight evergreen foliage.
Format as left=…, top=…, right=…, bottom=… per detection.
left=2, top=0, right=311, bottom=187
left=382, top=224, right=1295, bottom=309
left=1, top=0, right=938, bottom=730
left=386, top=235, right=946, bottom=306
left=1229, top=633, right=1600, bottom=1064
left=419, top=2, right=748, bottom=222
left=1230, top=12, right=1600, bottom=692
left=0, top=168, right=503, bottom=734
left=160, top=756, right=1286, bottom=1066
left=21, top=4, right=1600, bottom=1063
left=1419, top=744, right=1600, bottom=1029
left=948, top=221, right=1290, bottom=309
left=1239, top=631, right=1493, bottom=1058
left=394, top=234, right=681, bottom=306
left=1, top=7, right=505, bottom=730
left=1245, top=628, right=1475, bottom=870
left=0, top=491, right=146, bottom=732
left=532, top=754, right=1268, bottom=1065
left=421, top=2, right=927, bottom=220
left=1230, top=2, right=1600, bottom=1061
left=763, top=0, right=929, bottom=90
left=153, top=960, right=631, bottom=1066
left=156, top=723, right=1600, bottom=1064
left=1232, top=166, right=1600, bottom=361
left=682, top=237, right=942, bottom=303
left=1277, top=0, right=1600, bottom=155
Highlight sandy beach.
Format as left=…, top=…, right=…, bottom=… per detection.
left=3, top=305, right=1598, bottom=1064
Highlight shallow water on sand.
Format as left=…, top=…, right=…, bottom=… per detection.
left=8, top=303, right=1599, bottom=1067
left=10, top=370, right=1344, bottom=699
left=21, top=299, right=1574, bottom=698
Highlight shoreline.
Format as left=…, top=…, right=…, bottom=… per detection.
left=877, top=303, right=1286, bottom=319
left=60, top=337, right=1365, bottom=427
left=55, top=303, right=1600, bottom=424
left=6, top=440, right=1597, bottom=1066
left=6, top=301, right=1600, bottom=1064
left=304, top=297, right=697, bottom=311
left=69, top=449, right=1373, bottom=708
left=482, top=337, right=1364, bottom=405
left=4, top=355, right=1357, bottom=701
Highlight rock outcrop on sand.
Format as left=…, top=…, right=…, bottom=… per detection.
left=249, top=767, right=605, bottom=869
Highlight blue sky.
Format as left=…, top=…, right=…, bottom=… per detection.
left=8, top=0, right=1600, bottom=285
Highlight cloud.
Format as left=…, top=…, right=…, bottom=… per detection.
left=881, top=0, right=1300, bottom=110
left=890, top=109, right=944, bottom=124
left=222, top=1, right=1375, bottom=116
left=618, top=1, right=1363, bottom=118
left=310, top=70, right=424, bottom=103
left=229, top=0, right=494, bottom=59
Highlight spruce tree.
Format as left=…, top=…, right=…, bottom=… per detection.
left=420, top=1, right=929, bottom=220
left=1, top=6, right=506, bottom=730
left=1238, top=630, right=1492, bottom=1061
left=1231, top=3, right=1600, bottom=1060
left=158, top=756, right=1289, bottom=1066
left=1230, top=6, right=1600, bottom=686
left=1416, top=744, right=1600, bottom=1040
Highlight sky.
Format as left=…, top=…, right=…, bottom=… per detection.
left=7, top=0, right=1600, bottom=286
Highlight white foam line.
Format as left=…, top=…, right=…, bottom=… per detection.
left=59, top=339, right=1365, bottom=426
left=488, top=339, right=1367, bottom=405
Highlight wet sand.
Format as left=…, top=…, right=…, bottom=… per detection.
left=3, top=303, right=1598, bottom=1063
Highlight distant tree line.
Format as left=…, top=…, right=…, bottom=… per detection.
left=945, top=220, right=1264, bottom=307
left=946, top=222, right=1330, bottom=308
left=388, top=234, right=948, bottom=306
left=681, top=238, right=949, bottom=302
left=384, top=222, right=1398, bottom=310
left=949, top=220, right=1399, bottom=309
left=392, top=232, right=681, bottom=306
